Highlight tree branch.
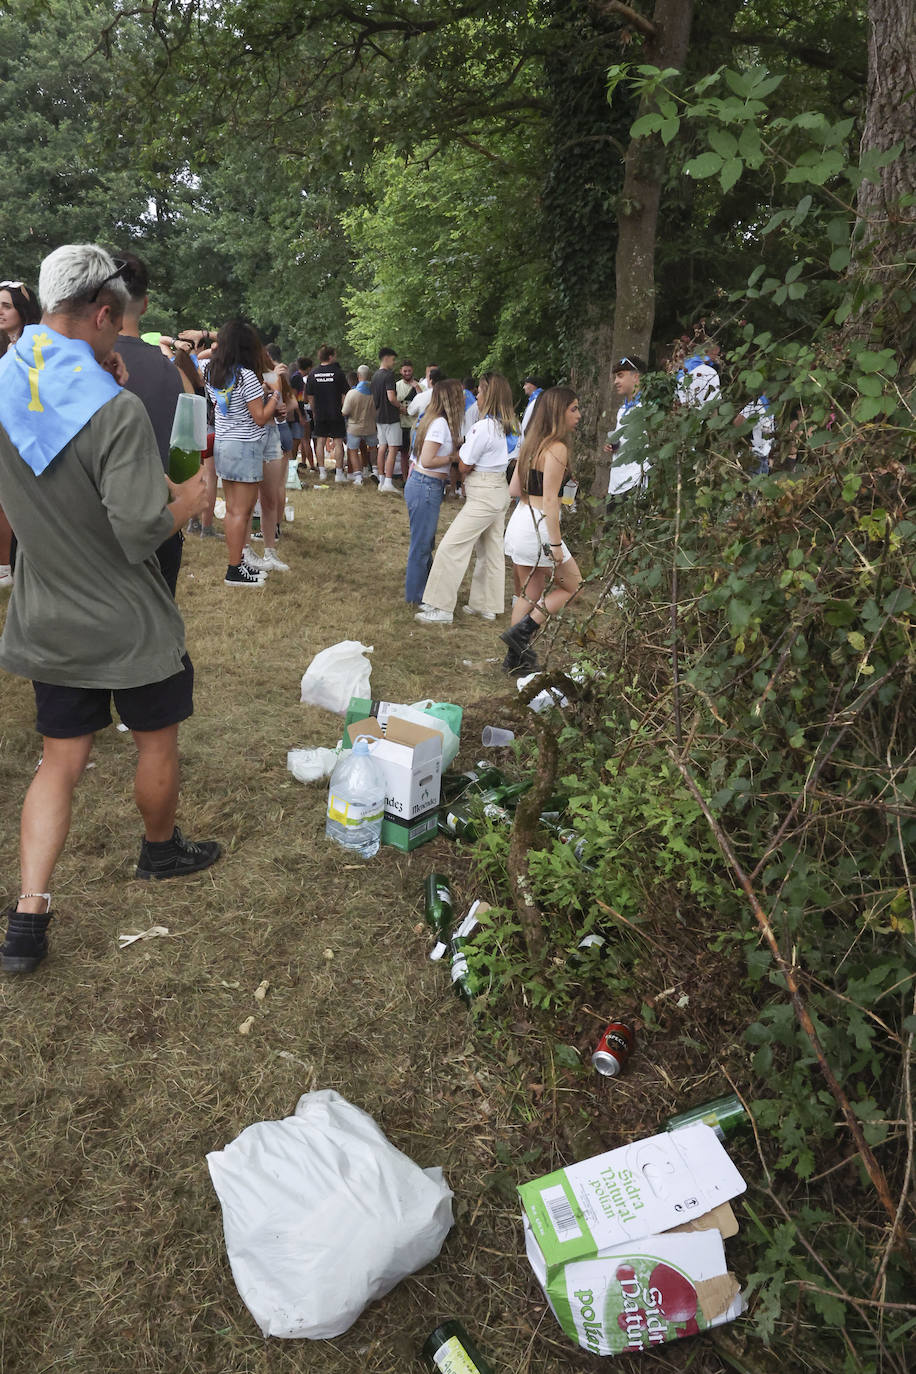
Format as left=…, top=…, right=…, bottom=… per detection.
left=592, top=1, right=657, bottom=39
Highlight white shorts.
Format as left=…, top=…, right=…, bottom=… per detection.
left=503, top=501, right=571, bottom=568
left=377, top=420, right=402, bottom=448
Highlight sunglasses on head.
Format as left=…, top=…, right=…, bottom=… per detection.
left=0, top=281, right=30, bottom=299
left=88, top=259, right=128, bottom=303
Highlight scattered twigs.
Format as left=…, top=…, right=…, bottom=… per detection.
left=671, top=752, right=915, bottom=1283
left=593, top=896, right=668, bottom=953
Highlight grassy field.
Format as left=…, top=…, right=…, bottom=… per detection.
left=0, top=480, right=744, bottom=1374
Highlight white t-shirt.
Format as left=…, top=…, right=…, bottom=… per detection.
left=521, top=389, right=541, bottom=433
left=417, top=415, right=455, bottom=476
left=739, top=398, right=775, bottom=459
left=206, top=366, right=264, bottom=442
left=459, top=417, right=511, bottom=472
left=676, top=360, right=720, bottom=408
left=607, top=396, right=649, bottom=496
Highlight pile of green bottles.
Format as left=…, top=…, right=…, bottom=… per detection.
left=423, top=874, right=486, bottom=1004
left=438, top=762, right=530, bottom=840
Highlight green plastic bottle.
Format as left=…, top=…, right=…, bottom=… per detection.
left=423, top=1319, right=494, bottom=1373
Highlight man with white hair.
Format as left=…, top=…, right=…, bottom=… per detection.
left=0, top=243, right=220, bottom=975
left=341, top=364, right=377, bottom=486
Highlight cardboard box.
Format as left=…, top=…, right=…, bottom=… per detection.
left=518, top=1125, right=746, bottom=1357
left=344, top=716, right=442, bottom=848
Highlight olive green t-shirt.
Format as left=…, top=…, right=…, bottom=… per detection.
left=0, top=388, right=184, bottom=689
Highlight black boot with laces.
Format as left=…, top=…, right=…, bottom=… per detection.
left=135, top=827, right=222, bottom=880
left=1, top=906, right=53, bottom=974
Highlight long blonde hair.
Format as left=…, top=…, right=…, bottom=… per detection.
left=517, top=385, right=577, bottom=493
left=478, top=372, right=519, bottom=436
left=416, top=378, right=466, bottom=452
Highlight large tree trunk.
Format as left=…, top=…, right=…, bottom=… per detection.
left=853, top=0, right=916, bottom=360
left=591, top=0, right=694, bottom=494
left=612, top=0, right=695, bottom=364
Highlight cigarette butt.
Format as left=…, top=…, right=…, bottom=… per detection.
left=238, top=1016, right=255, bottom=1035
left=254, top=979, right=270, bottom=1002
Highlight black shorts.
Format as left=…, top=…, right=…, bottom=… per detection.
left=312, top=418, right=346, bottom=439
left=33, top=653, right=194, bottom=739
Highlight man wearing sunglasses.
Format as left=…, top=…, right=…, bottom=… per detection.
left=0, top=243, right=220, bottom=975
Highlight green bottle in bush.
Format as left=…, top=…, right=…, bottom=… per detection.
left=440, top=780, right=531, bottom=839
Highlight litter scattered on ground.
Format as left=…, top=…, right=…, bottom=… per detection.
left=287, top=746, right=339, bottom=783
left=253, top=979, right=270, bottom=1001
left=117, top=925, right=172, bottom=949
left=238, top=1016, right=255, bottom=1035
left=518, top=1124, right=746, bottom=1357
left=206, top=1089, right=454, bottom=1340
left=300, top=640, right=373, bottom=714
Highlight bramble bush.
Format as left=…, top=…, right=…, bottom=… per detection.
left=464, top=67, right=916, bottom=1373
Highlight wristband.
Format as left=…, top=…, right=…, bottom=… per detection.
left=549, top=542, right=562, bottom=547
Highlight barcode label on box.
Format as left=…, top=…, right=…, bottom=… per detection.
left=542, top=1184, right=582, bottom=1240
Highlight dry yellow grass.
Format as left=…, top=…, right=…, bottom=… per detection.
left=0, top=482, right=732, bottom=1374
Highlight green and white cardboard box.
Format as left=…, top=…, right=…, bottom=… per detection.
left=518, top=1124, right=747, bottom=1357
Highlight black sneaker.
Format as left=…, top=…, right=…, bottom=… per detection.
left=1, top=906, right=52, bottom=974
left=224, top=563, right=264, bottom=587
left=135, top=827, right=222, bottom=880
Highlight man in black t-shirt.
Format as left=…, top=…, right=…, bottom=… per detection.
left=371, top=346, right=402, bottom=495
left=306, top=344, right=349, bottom=483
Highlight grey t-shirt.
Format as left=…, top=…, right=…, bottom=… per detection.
left=0, top=389, right=184, bottom=688
left=117, top=333, right=183, bottom=470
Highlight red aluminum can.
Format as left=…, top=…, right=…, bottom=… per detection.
left=591, top=1020, right=635, bottom=1077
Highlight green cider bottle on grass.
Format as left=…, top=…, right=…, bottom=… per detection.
left=423, top=1320, right=494, bottom=1373
left=439, top=780, right=531, bottom=839
left=664, top=1093, right=748, bottom=1140
left=423, top=873, right=455, bottom=959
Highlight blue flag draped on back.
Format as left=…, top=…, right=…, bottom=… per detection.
left=0, top=325, right=120, bottom=476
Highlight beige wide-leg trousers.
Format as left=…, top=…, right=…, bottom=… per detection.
left=421, top=469, right=512, bottom=616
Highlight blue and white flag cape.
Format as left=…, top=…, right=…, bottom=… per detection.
left=0, top=324, right=120, bottom=476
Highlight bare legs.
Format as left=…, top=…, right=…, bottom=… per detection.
left=259, top=455, right=287, bottom=551
left=222, top=478, right=260, bottom=565
left=17, top=724, right=182, bottom=913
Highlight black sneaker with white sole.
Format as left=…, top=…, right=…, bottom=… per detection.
left=135, top=827, right=222, bottom=880
left=0, top=907, right=52, bottom=974
left=225, top=563, right=264, bottom=587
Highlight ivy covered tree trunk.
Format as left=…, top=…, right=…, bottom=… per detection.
left=854, top=0, right=916, bottom=360
left=611, top=0, right=695, bottom=365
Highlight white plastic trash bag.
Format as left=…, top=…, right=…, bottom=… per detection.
left=206, top=1089, right=454, bottom=1340
left=286, top=747, right=339, bottom=783
left=300, top=641, right=373, bottom=714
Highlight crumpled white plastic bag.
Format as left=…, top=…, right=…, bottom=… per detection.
left=299, top=641, right=373, bottom=715
left=286, top=746, right=339, bottom=783
left=206, top=1089, right=454, bottom=1340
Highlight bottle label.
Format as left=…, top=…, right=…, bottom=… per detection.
left=432, top=1336, right=481, bottom=1373
left=445, top=812, right=461, bottom=832
left=327, top=794, right=383, bottom=826
left=429, top=940, right=448, bottom=962
left=450, top=954, right=469, bottom=983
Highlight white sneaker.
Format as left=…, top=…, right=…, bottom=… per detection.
left=0, top=564, right=12, bottom=588
left=462, top=605, right=496, bottom=621
left=263, top=548, right=290, bottom=572
left=242, top=546, right=270, bottom=574
left=352, top=473, right=364, bottom=486
left=316, top=468, right=328, bottom=483
left=415, top=606, right=453, bottom=624
left=335, top=470, right=347, bottom=484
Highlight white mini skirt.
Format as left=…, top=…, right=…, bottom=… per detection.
left=504, top=500, right=571, bottom=568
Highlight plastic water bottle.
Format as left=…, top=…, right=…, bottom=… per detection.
left=325, top=736, right=385, bottom=858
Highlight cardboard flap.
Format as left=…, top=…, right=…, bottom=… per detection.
left=668, top=1201, right=738, bottom=1239
left=385, top=714, right=442, bottom=748
left=696, top=1272, right=742, bottom=1323
left=344, top=717, right=384, bottom=746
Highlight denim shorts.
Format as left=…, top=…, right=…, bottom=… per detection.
left=265, top=425, right=286, bottom=459
left=289, top=419, right=304, bottom=440
left=214, top=436, right=265, bottom=483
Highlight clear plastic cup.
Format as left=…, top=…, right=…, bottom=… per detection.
left=482, top=726, right=515, bottom=747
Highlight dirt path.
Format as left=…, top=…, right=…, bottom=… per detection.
left=0, top=482, right=731, bottom=1373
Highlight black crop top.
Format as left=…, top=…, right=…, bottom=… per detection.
left=526, top=465, right=570, bottom=497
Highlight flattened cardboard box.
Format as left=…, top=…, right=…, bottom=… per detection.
left=519, top=1124, right=746, bottom=1357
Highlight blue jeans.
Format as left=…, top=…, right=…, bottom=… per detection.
left=404, top=470, right=446, bottom=603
